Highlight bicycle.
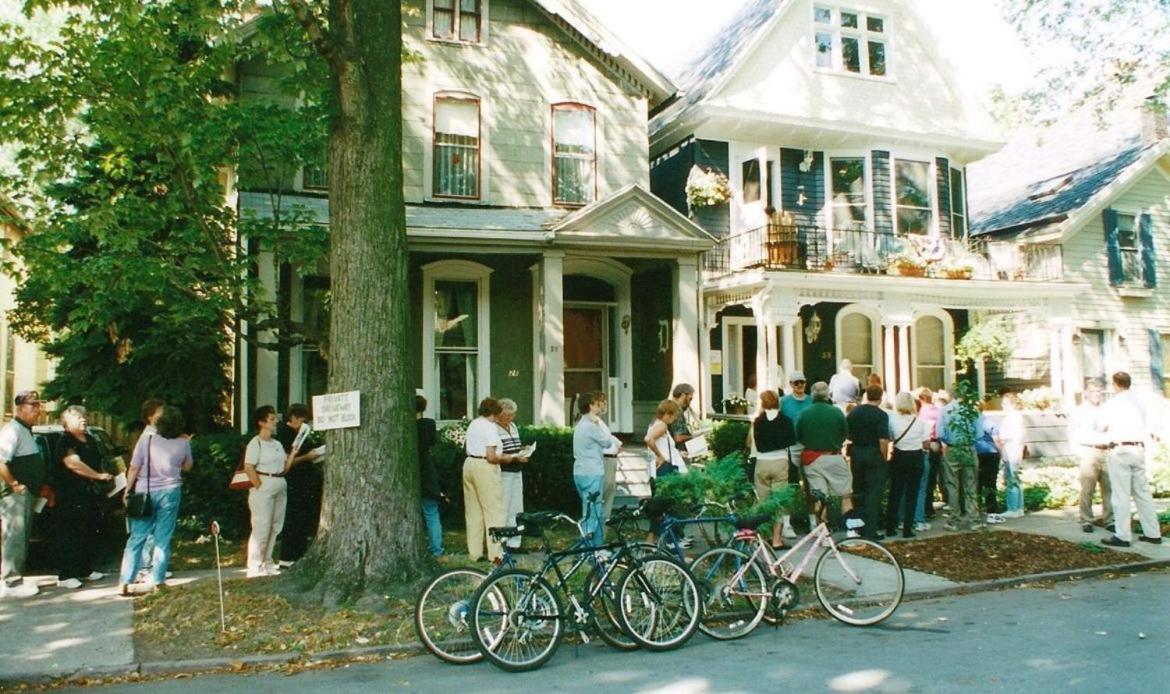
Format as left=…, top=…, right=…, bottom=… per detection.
left=689, top=500, right=904, bottom=640
left=468, top=508, right=701, bottom=672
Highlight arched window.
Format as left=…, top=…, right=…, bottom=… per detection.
left=422, top=260, right=493, bottom=420
left=552, top=103, right=596, bottom=206
left=837, top=306, right=878, bottom=379
left=913, top=310, right=954, bottom=391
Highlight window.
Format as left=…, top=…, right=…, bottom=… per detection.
left=1161, top=334, right=1170, bottom=398
left=914, top=315, right=946, bottom=390
left=830, top=157, right=868, bottom=230
left=741, top=159, right=761, bottom=203
left=1116, top=213, right=1143, bottom=285
left=302, top=148, right=328, bottom=191
left=1079, top=329, right=1106, bottom=389
left=433, top=95, right=480, bottom=199
left=838, top=310, right=875, bottom=378
left=422, top=260, right=492, bottom=422
left=552, top=104, right=596, bottom=206
left=813, top=5, right=888, bottom=77
left=433, top=0, right=482, bottom=43
left=894, top=159, right=932, bottom=235
left=949, top=167, right=966, bottom=237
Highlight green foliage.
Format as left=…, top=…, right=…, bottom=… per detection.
left=956, top=313, right=1014, bottom=368
left=945, top=380, right=982, bottom=469
left=183, top=429, right=252, bottom=540
left=709, top=420, right=749, bottom=459
left=1150, top=442, right=1170, bottom=498
left=0, top=1, right=329, bottom=429
left=1023, top=483, right=1051, bottom=512
left=651, top=452, right=805, bottom=533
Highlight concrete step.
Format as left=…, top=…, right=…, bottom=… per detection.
left=615, top=445, right=651, bottom=499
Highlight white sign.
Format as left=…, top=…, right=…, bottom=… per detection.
left=312, top=391, right=361, bottom=430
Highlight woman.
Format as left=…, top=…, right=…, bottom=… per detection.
left=495, top=398, right=528, bottom=553
left=645, top=399, right=685, bottom=484
left=996, top=393, right=1027, bottom=519
left=573, top=391, right=613, bottom=546
left=914, top=387, right=942, bottom=531
left=54, top=406, right=114, bottom=589
left=975, top=402, right=1005, bottom=524
left=118, top=406, right=192, bottom=595
left=244, top=405, right=296, bottom=578
left=464, top=398, right=519, bottom=562
left=746, top=390, right=796, bottom=549
left=885, top=391, right=928, bottom=539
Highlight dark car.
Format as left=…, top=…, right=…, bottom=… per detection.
left=30, top=425, right=128, bottom=540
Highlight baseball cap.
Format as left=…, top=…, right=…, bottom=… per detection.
left=788, top=370, right=806, bottom=383
left=14, top=390, right=42, bottom=406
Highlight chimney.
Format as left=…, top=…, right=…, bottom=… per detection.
left=1141, top=96, right=1168, bottom=145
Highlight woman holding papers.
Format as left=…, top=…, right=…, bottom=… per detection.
left=53, top=406, right=115, bottom=589
left=243, top=405, right=297, bottom=578
left=495, top=399, right=529, bottom=553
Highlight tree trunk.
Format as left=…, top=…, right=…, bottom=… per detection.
left=305, top=0, right=424, bottom=603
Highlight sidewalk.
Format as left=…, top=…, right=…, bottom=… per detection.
left=1, top=508, right=1166, bottom=688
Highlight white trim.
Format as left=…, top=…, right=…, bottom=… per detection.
left=721, top=316, right=755, bottom=404
left=835, top=303, right=882, bottom=377
left=911, top=307, right=955, bottom=390
left=823, top=150, right=874, bottom=231
left=425, top=90, right=492, bottom=204
left=421, top=259, right=493, bottom=422
left=424, top=0, right=491, bottom=46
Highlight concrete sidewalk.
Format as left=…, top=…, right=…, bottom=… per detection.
left=0, top=506, right=1166, bottom=687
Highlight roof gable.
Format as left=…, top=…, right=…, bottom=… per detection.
left=551, top=184, right=715, bottom=250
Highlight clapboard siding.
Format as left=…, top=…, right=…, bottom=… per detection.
left=780, top=147, right=825, bottom=227
left=872, top=151, right=893, bottom=236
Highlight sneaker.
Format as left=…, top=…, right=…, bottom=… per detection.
left=914, top=522, right=931, bottom=533
left=1, top=582, right=39, bottom=599
left=845, top=530, right=860, bottom=539
left=1101, top=536, right=1131, bottom=547
left=845, top=517, right=865, bottom=530
left=679, top=536, right=695, bottom=549
left=1082, top=523, right=1094, bottom=533
left=943, top=521, right=960, bottom=532
left=265, top=566, right=282, bottom=577
left=1138, top=536, right=1163, bottom=545
left=57, top=578, right=83, bottom=590
left=781, top=517, right=797, bottom=539
left=84, top=571, right=105, bottom=581
left=985, top=514, right=1006, bottom=524
left=245, top=568, right=267, bottom=578
left=1001, top=510, right=1024, bottom=519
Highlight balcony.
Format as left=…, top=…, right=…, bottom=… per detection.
left=703, top=223, right=1065, bottom=282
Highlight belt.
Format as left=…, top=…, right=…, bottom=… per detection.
left=1112, top=442, right=1144, bottom=448
left=1082, top=444, right=1111, bottom=450
left=465, top=455, right=486, bottom=460
left=258, top=472, right=284, bottom=478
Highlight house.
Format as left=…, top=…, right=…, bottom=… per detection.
left=0, top=199, right=55, bottom=419
left=648, top=0, right=1084, bottom=408
left=234, top=0, right=714, bottom=434
left=969, top=97, right=1170, bottom=403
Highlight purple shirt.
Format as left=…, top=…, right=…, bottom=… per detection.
left=130, top=434, right=192, bottom=492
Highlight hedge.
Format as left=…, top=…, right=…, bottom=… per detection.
left=183, top=429, right=251, bottom=540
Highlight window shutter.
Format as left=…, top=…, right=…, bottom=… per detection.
left=1103, top=208, right=1122, bottom=286
left=1150, top=329, right=1164, bottom=390
left=935, top=157, right=951, bottom=238
left=1139, top=212, right=1157, bottom=288
left=871, top=151, right=893, bottom=236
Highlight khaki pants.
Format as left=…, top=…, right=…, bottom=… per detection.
left=0, top=489, right=33, bottom=585
left=1106, top=446, right=1161, bottom=543
left=602, top=457, right=618, bottom=520
left=247, top=476, right=288, bottom=573
left=1078, top=447, right=1113, bottom=525
left=463, top=457, right=504, bottom=561
left=500, top=471, right=524, bottom=549
left=942, top=448, right=978, bottom=526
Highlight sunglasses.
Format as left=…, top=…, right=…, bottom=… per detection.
left=791, top=380, right=806, bottom=385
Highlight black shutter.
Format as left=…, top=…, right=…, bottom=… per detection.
left=1103, top=208, right=1122, bottom=286
left=872, top=151, right=893, bottom=236
left=936, top=157, right=951, bottom=238
left=1150, top=329, right=1164, bottom=394
left=1139, top=212, right=1157, bottom=288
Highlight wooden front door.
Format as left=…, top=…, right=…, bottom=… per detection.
left=564, top=306, right=606, bottom=412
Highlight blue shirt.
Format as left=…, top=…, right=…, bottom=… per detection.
left=974, top=416, right=998, bottom=454
left=938, top=401, right=991, bottom=450
left=780, top=394, right=813, bottom=428
left=572, top=417, right=611, bottom=477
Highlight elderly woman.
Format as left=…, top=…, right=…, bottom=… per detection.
left=573, top=391, right=612, bottom=546
left=54, top=406, right=115, bottom=589
left=746, top=390, right=796, bottom=549
left=464, top=398, right=512, bottom=562
left=119, top=406, right=192, bottom=595
left=494, top=398, right=529, bottom=553
left=244, top=405, right=296, bottom=578
left=885, top=391, right=928, bottom=539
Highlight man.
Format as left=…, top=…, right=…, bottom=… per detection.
left=795, top=382, right=863, bottom=534
left=828, top=359, right=860, bottom=409
left=778, top=371, right=812, bottom=538
left=0, top=390, right=46, bottom=598
left=846, top=385, right=890, bottom=540
left=1069, top=380, right=1114, bottom=534
left=1099, top=372, right=1162, bottom=548
left=936, top=390, right=981, bottom=531
left=668, top=383, right=697, bottom=452
left=277, top=403, right=324, bottom=566
left=415, top=395, right=444, bottom=557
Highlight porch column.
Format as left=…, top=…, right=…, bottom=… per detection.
left=1048, top=302, right=1076, bottom=408
left=672, top=256, right=701, bottom=393
left=780, top=318, right=797, bottom=383
left=764, top=319, right=781, bottom=392
left=539, top=251, right=565, bottom=426
left=896, top=323, right=912, bottom=393
left=698, top=305, right=716, bottom=416
left=882, top=321, right=896, bottom=394
left=754, top=310, right=769, bottom=394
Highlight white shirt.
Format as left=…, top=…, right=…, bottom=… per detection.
left=245, top=436, right=287, bottom=475
left=1101, top=390, right=1149, bottom=444
left=888, top=413, right=927, bottom=451
left=998, top=411, right=1027, bottom=463
left=646, top=421, right=687, bottom=479
left=1069, top=401, right=1107, bottom=447
left=465, top=417, right=502, bottom=457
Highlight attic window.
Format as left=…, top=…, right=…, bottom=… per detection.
left=1027, top=174, right=1073, bottom=200
left=432, top=0, right=483, bottom=44
left=814, top=5, right=888, bottom=77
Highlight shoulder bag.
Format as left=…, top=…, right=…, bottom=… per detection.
left=125, top=436, right=153, bottom=518
left=892, top=417, right=918, bottom=449
left=228, top=439, right=256, bottom=490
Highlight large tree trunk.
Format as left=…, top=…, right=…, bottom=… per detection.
left=305, top=0, right=424, bottom=603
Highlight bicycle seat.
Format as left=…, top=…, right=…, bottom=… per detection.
left=736, top=514, right=772, bottom=531
left=488, top=526, right=524, bottom=541
left=515, top=510, right=559, bottom=527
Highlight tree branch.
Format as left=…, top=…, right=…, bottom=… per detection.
left=281, top=0, right=335, bottom=61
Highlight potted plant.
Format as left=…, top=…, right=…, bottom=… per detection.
left=886, top=248, right=928, bottom=277
left=722, top=395, right=750, bottom=415
left=765, top=210, right=800, bottom=267
left=685, top=165, right=732, bottom=210
left=939, top=257, right=975, bottom=280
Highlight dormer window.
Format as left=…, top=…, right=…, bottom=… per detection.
left=1028, top=173, right=1074, bottom=200
left=814, top=5, right=888, bottom=77
left=433, top=0, right=482, bottom=43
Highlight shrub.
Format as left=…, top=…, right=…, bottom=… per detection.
left=1018, top=463, right=1079, bottom=510
left=184, top=429, right=251, bottom=540
left=710, top=420, right=749, bottom=459
left=1150, top=442, right=1170, bottom=498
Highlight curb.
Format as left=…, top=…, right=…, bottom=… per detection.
left=3, top=558, right=1168, bottom=688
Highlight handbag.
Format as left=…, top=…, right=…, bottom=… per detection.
left=228, top=441, right=254, bottom=490
left=125, top=435, right=153, bottom=518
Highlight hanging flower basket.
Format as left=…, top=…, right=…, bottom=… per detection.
left=685, top=165, right=732, bottom=209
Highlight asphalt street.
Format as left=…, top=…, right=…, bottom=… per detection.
left=87, top=570, right=1170, bottom=693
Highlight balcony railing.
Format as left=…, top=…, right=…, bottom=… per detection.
left=703, top=223, right=1065, bottom=282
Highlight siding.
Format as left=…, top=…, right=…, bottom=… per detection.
left=936, top=156, right=952, bottom=238
left=872, top=150, right=893, bottom=236
left=650, top=138, right=731, bottom=237
left=780, top=147, right=825, bottom=227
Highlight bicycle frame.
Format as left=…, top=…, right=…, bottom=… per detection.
left=728, top=522, right=863, bottom=596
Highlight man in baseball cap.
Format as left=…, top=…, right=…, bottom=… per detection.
left=1, top=390, right=46, bottom=598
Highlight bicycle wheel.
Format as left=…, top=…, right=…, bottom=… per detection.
left=587, top=562, right=640, bottom=651
left=688, top=547, right=767, bottom=640
left=470, top=569, right=564, bottom=672
left=414, top=568, right=488, bottom=664
left=617, top=556, right=700, bottom=651
left=814, top=538, right=904, bottom=626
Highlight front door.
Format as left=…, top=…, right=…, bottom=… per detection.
left=564, top=305, right=606, bottom=419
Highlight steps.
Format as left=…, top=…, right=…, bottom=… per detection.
left=613, top=444, right=652, bottom=506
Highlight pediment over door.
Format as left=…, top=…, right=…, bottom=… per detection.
left=550, top=184, right=716, bottom=252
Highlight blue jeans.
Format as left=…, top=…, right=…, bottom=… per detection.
left=573, top=474, right=605, bottom=546
left=1003, top=460, right=1023, bottom=513
left=119, top=485, right=182, bottom=586
left=914, top=453, right=931, bottom=524
left=421, top=497, right=443, bottom=557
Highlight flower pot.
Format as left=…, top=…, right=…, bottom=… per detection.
left=888, top=263, right=927, bottom=277
left=942, top=268, right=973, bottom=280
left=724, top=403, right=748, bottom=415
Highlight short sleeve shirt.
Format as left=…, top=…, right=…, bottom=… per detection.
left=888, top=413, right=928, bottom=451
left=0, top=419, right=38, bottom=462
left=846, top=404, right=889, bottom=447
left=464, top=417, right=502, bottom=457
left=244, top=436, right=287, bottom=475
left=667, top=414, right=691, bottom=451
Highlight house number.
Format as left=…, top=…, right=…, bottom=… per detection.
left=508, top=369, right=519, bottom=377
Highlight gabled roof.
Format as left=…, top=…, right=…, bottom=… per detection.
left=969, top=100, right=1169, bottom=240
left=550, top=184, right=716, bottom=251
left=649, top=0, right=786, bottom=135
